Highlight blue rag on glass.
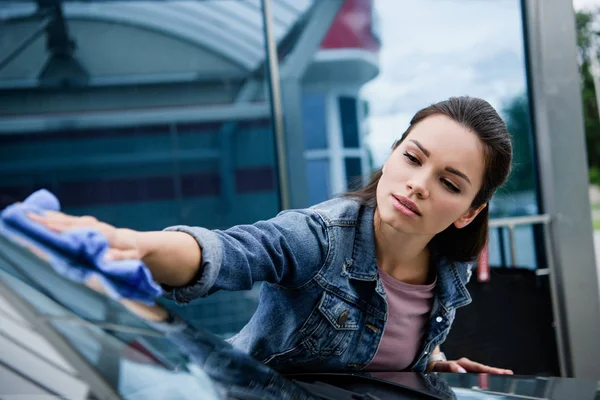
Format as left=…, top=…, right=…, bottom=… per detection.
left=0, top=189, right=162, bottom=304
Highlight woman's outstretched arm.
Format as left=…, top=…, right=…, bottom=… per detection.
left=28, top=211, right=202, bottom=287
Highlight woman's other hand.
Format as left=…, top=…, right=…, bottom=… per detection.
left=430, top=357, right=513, bottom=375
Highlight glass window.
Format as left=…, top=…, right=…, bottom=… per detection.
left=0, top=0, right=300, bottom=335
left=306, top=159, right=331, bottom=205
left=339, top=96, right=360, bottom=148
left=301, top=93, right=328, bottom=150
left=345, top=157, right=363, bottom=191
left=360, top=0, right=540, bottom=268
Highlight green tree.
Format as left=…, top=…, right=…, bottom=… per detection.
left=577, top=9, right=600, bottom=183
left=502, top=94, right=536, bottom=193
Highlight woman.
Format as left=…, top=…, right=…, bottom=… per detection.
left=29, top=96, right=514, bottom=375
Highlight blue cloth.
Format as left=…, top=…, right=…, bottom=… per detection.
left=0, top=189, right=162, bottom=304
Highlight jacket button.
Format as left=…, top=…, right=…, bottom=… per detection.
left=338, top=309, right=349, bottom=325
left=436, top=316, right=443, bottom=323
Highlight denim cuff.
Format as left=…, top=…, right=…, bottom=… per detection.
left=160, top=225, right=223, bottom=304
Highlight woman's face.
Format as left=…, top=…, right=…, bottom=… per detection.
left=376, top=114, right=487, bottom=236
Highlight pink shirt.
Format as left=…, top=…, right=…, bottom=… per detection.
left=366, top=267, right=437, bottom=371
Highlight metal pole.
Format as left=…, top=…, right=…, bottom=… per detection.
left=261, top=0, right=291, bottom=210
left=523, top=0, right=600, bottom=378
left=497, top=227, right=508, bottom=268
left=508, top=225, right=517, bottom=267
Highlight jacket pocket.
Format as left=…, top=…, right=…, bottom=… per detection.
left=300, top=290, right=361, bottom=357
left=262, top=291, right=362, bottom=372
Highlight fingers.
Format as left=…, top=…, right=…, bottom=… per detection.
left=432, top=358, right=515, bottom=375
left=119, top=299, right=168, bottom=322
left=28, top=211, right=133, bottom=257
left=431, top=361, right=467, bottom=373
left=456, top=357, right=514, bottom=375
left=27, top=212, right=118, bottom=239
left=449, top=362, right=467, bottom=373
left=85, top=275, right=108, bottom=294
left=104, top=248, right=140, bottom=261
left=28, top=211, right=99, bottom=232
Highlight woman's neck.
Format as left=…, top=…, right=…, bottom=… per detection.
left=373, top=207, right=435, bottom=285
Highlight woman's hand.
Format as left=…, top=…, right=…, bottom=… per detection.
left=430, top=357, right=513, bottom=375
left=28, top=211, right=142, bottom=261
left=27, top=210, right=202, bottom=287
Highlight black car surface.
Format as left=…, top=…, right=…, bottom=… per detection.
left=0, top=222, right=598, bottom=400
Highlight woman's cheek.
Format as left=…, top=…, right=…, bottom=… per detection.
left=433, top=197, right=463, bottom=222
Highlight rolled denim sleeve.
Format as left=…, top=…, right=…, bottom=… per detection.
left=161, top=209, right=329, bottom=304
left=161, top=225, right=223, bottom=304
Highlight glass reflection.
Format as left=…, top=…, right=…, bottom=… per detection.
left=360, top=0, right=539, bottom=268
left=0, top=0, right=309, bottom=336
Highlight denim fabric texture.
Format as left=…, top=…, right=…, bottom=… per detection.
left=163, top=197, right=473, bottom=373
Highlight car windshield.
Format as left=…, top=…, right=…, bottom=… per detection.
left=4, top=211, right=600, bottom=400
left=1, top=222, right=465, bottom=400
left=2, top=207, right=598, bottom=400
left=0, top=226, right=324, bottom=400
left=0, top=233, right=222, bottom=398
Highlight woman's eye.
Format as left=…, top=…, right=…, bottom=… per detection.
left=442, top=180, right=460, bottom=193
left=403, top=152, right=420, bottom=165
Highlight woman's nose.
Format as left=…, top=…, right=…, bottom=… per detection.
left=406, top=178, right=430, bottom=199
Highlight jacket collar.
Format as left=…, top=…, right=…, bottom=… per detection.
left=343, top=204, right=472, bottom=310
left=342, top=204, right=378, bottom=282
left=432, top=252, right=473, bottom=310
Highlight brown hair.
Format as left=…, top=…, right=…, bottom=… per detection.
left=345, top=96, right=513, bottom=262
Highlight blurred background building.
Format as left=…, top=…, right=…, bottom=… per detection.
left=1, top=0, right=599, bottom=379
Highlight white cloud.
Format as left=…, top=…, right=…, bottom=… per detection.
left=364, top=112, right=412, bottom=165
left=361, top=0, right=529, bottom=166
left=574, top=0, right=600, bottom=10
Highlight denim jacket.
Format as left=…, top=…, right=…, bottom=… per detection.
left=163, top=197, right=473, bottom=373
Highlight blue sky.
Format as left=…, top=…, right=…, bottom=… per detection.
left=361, top=0, right=597, bottom=166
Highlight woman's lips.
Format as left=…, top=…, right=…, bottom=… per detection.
left=391, top=195, right=421, bottom=218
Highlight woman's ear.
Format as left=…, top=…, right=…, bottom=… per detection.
left=454, top=203, right=487, bottom=229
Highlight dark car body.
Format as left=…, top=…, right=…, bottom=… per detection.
left=0, top=224, right=598, bottom=400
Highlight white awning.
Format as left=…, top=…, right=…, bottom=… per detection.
left=0, top=0, right=314, bottom=83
